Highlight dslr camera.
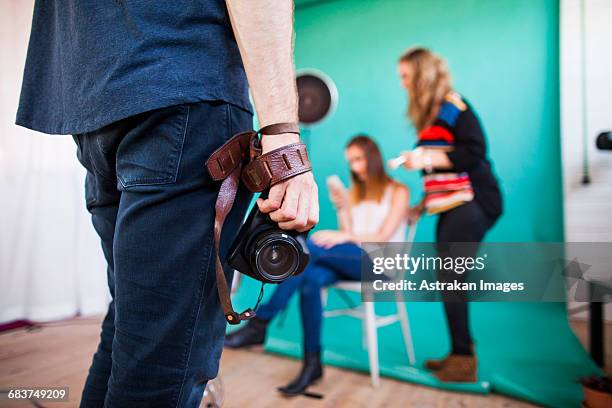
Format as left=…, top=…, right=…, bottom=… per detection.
left=226, top=199, right=310, bottom=284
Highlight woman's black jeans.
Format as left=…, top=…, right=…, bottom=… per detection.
left=72, top=101, right=253, bottom=407
left=435, top=200, right=494, bottom=356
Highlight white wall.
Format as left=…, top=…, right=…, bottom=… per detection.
left=561, top=0, right=612, bottom=320
left=0, top=0, right=109, bottom=323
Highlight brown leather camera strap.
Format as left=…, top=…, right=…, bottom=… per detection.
left=207, top=131, right=256, bottom=325
left=242, top=140, right=311, bottom=192
left=205, top=123, right=312, bottom=324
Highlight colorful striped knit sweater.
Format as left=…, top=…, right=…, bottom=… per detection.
left=417, top=92, right=475, bottom=214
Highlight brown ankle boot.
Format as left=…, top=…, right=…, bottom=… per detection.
left=425, top=354, right=451, bottom=371
left=433, top=354, right=477, bottom=382
left=425, top=343, right=475, bottom=371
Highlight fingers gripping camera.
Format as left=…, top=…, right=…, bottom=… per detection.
left=226, top=191, right=310, bottom=284
left=205, top=122, right=313, bottom=324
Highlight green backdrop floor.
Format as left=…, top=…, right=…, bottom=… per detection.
left=228, top=278, right=601, bottom=408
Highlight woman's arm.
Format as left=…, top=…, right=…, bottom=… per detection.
left=402, top=148, right=452, bottom=171
left=337, top=205, right=353, bottom=233
left=329, top=185, right=352, bottom=232
left=425, top=149, right=452, bottom=169
left=347, top=183, right=409, bottom=244
left=407, top=196, right=426, bottom=223
left=402, top=107, right=486, bottom=173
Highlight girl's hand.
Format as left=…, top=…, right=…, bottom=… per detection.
left=311, top=230, right=352, bottom=249
left=329, top=187, right=348, bottom=210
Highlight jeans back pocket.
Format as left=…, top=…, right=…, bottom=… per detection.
left=117, top=104, right=189, bottom=189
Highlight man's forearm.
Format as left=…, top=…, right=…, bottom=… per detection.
left=225, top=0, right=299, bottom=134
left=226, top=0, right=318, bottom=233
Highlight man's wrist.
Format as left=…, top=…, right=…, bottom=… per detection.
left=260, top=133, right=301, bottom=153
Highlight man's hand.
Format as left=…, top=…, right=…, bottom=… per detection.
left=256, top=132, right=318, bottom=232
left=257, top=171, right=318, bottom=232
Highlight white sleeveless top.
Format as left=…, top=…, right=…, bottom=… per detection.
left=349, top=184, right=407, bottom=243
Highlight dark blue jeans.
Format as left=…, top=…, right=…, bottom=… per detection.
left=256, top=240, right=364, bottom=353
left=72, top=101, right=253, bottom=407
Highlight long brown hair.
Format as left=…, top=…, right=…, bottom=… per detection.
left=398, top=47, right=452, bottom=131
left=346, top=135, right=392, bottom=204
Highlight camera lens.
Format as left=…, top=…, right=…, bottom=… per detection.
left=253, top=233, right=300, bottom=282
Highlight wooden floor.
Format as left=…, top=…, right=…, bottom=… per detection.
left=0, top=316, right=609, bottom=408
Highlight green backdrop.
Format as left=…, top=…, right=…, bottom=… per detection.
left=230, top=1, right=601, bottom=407
left=294, top=0, right=563, bottom=242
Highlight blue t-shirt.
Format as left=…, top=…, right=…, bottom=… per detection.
left=16, top=0, right=252, bottom=135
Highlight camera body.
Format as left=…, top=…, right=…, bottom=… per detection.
left=226, top=203, right=310, bottom=284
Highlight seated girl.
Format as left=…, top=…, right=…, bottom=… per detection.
left=224, top=134, right=409, bottom=395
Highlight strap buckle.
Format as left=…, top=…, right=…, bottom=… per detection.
left=242, top=159, right=272, bottom=192
left=225, top=308, right=256, bottom=325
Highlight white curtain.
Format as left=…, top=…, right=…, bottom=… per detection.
left=0, top=0, right=109, bottom=323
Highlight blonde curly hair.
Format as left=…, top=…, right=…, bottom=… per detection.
left=398, top=47, right=452, bottom=131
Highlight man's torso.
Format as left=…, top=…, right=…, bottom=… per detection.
left=16, top=0, right=252, bottom=135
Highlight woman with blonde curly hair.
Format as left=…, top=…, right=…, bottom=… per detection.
left=397, top=47, right=502, bottom=382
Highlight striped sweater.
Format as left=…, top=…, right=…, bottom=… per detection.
left=417, top=92, right=475, bottom=214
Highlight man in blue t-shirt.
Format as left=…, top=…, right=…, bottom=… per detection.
left=16, top=1, right=318, bottom=406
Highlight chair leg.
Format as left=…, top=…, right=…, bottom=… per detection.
left=396, top=301, right=416, bottom=365
left=362, top=317, right=367, bottom=349
left=364, top=301, right=380, bottom=387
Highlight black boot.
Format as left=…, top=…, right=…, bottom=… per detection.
left=277, top=351, right=323, bottom=396
left=224, top=317, right=268, bottom=349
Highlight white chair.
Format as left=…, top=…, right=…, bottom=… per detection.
left=322, top=222, right=418, bottom=387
